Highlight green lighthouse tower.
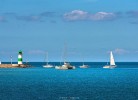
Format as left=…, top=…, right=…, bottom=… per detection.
left=18, top=50, right=23, bottom=64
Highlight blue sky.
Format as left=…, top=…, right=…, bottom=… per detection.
left=0, top=0, right=138, bottom=62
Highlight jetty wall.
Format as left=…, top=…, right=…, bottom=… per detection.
left=0, top=64, right=30, bottom=68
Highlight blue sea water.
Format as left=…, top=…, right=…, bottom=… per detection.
left=0, top=62, right=138, bottom=100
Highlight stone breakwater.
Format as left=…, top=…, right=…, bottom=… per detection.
left=0, top=64, right=31, bottom=68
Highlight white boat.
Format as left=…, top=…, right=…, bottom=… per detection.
left=43, top=52, right=54, bottom=68
left=55, top=62, right=75, bottom=70
left=80, top=64, right=88, bottom=68
left=55, top=44, right=76, bottom=70
left=43, top=64, right=54, bottom=68
left=79, top=54, right=88, bottom=68
left=103, top=51, right=117, bottom=69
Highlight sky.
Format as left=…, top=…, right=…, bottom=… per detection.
left=0, top=0, right=138, bottom=62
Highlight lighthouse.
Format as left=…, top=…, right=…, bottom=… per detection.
left=18, top=50, right=23, bottom=64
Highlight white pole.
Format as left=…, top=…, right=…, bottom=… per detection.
left=10, top=56, right=12, bottom=64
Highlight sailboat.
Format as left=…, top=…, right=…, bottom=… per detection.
left=103, top=51, right=117, bottom=69
left=43, top=52, right=54, bottom=68
left=80, top=63, right=89, bottom=68
left=55, top=44, right=75, bottom=70
left=79, top=55, right=88, bottom=68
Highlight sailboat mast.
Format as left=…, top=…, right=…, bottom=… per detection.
left=63, top=43, right=67, bottom=63
left=46, top=52, right=48, bottom=65
left=81, top=54, right=84, bottom=65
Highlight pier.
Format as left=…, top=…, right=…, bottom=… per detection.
left=0, top=50, right=31, bottom=68
left=0, top=64, right=30, bottom=68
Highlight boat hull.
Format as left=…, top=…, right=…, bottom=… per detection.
left=55, top=66, right=75, bottom=70
left=103, top=65, right=117, bottom=69
left=55, top=62, right=75, bottom=70
left=80, top=65, right=88, bottom=68
left=43, top=65, right=54, bottom=68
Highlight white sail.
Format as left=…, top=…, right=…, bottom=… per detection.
left=103, top=51, right=116, bottom=69
left=110, top=51, right=115, bottom=66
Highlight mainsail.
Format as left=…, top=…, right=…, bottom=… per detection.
left=110, top=51, right=115, bottom=66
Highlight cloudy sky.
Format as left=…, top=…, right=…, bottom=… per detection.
left=0, top=0, right=138, bottom=62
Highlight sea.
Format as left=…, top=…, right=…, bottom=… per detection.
left=0, top=62, right=138, bottom=100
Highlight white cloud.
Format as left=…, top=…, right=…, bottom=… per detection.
left=127, top=10, right=138, bottom=18
left=63, top=10, right=117, bottom=21
left=89, top=12, right=116, bottom=21
left=113, top=48, right=129, bottom=54
left=0, top=51, right=16, bottom=55
left=28, top=50, right=45, bottom=54
left=63, top=10, right=88, bottom=21
left=0, top=16, right=6, bottom=22
left=16, top=15, right=42, bottom=22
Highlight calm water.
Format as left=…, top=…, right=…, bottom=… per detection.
left=0, top=62, right=138, bottom=100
